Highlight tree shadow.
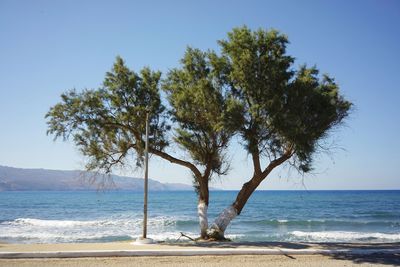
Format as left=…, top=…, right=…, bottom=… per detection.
left=317, top=242, right=400, bottom=265
left=329, top=253, right=400, bottom=266
left=158, top=241, right=400, bottom=265
left=160, top=241, right=400, bottom=251
left=159, top=241, right=311, bottom=249
left=317, top=242, right=400, bottom=250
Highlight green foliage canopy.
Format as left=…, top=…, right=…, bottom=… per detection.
left=218, top=26, right=352, bottom=174
left=163, top=47, right=243, bottom=178
left=46, top=57, right=168, bottom=173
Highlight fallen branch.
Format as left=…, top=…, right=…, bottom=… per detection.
left=176, top=232, right=197, bottom=242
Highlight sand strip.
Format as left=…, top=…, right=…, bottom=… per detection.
left=1, top=254, right=400, bottom=267
left=0, top=241, right=399, bottom=259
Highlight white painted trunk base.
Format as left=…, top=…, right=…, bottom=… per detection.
left=197, top=202, right=208, bottom=236
left=210, top=205, right=237, bottom=234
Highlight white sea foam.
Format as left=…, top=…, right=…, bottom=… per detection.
left=290, top=231, right=400, bottom=242
left=277, top=219, right=288, bottom=223
left=0, top=216, right=192, bottom=244
left=3, top=217, right=399, bottom=244
left=225, top=233, right=245, bottom=239
left=6, top=217, right=177, bottom=228
left=9, top=218, right=101, bottom=227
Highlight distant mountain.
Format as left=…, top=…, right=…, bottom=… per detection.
left=0, top=165, right=194, bottom=191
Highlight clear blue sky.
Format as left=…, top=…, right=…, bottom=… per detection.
left=0, top=0, right=399, bottom=190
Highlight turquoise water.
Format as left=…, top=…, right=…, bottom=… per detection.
left=0, top=190, right=399, bottom=243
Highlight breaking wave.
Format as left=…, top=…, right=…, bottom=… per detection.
left=289, top=231, right=400, bottom=242
left=0, top=216, right=194, bottom=243
left=241, top=218, right=400, bottom=227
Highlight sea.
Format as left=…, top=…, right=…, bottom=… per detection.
left=0, top=190, right=399, bottom=244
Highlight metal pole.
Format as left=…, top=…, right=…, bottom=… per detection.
left=143, top=110, right=149, bottom=239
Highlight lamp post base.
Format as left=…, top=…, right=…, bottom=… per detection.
left=132, top=237, right=154, bottom=245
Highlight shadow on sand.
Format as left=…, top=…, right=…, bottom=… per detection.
left=159, top=241, right=400, bottom=265
left=159, top=241, right=310, bottom=249
left=319, top=242, right=400, bottom=266
left=329, top=253, right=400, bottom=266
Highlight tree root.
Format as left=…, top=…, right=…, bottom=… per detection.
left=206, top=228, right=231, bottom=241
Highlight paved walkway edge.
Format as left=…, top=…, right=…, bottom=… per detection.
left=1, top=248, right=400, bottom=259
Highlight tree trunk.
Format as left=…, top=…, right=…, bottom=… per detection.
left=208, top=205, right=238, bottom=240
left=208, top=149, right=293, bottom=239
left=198, top=199, right=208, bottom=239
left=150, top=148, right=211, bottom=239
left=198, top=179, right=209, bottom=239
left=208, top=178, right=260, bottom=239
left=232, top=178, right=262, bottom=214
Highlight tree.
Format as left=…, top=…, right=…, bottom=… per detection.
left=207, top=27, right=352, bottom=239
left=46, top=52, right=239, bottom=239
left=46, top=26, right=352, bottom=241
left=162, top=47, right=242, bottom=238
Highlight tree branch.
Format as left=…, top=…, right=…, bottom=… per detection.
left=149, top=148, right=202, bottom=179
left=260, top=145, right=294, bottom=180
left=251, top=149, right=262, bottom=176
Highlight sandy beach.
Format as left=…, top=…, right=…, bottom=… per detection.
left=1, top=241, right=399, bottom=266
left=1, top=254, right=399, bottom=267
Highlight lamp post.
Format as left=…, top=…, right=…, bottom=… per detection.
left=135, top=108, right=153, bottom=244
